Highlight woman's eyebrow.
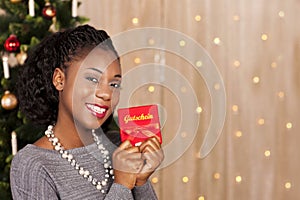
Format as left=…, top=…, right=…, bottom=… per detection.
left=87, top=67, right=103, bottom=74
left=87, top=67, right=122, bottom=78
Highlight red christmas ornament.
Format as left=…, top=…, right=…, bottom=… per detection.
left=4, top=34, right=20, bottom=53
left=42, top=2, right=56, bottom=20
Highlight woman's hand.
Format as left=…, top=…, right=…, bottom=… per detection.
left=112, top=140, right=144, bottom=189
left=135, top=137, right=164, bottom=186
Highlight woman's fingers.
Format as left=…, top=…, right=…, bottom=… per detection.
left=113, top=140, right=145, bottom=189
left=140, top=130, right=162, bottom=143
left=139, top=137, right=161, bottom=152
left=134, top=137, right=164, bottom=186
left=138, top=137, right=164, bottom=173
left=141, top=147, right=164, bottom=172
left=113, top=140, right=143, bottom=173
left=116, top=140, right=132, bottom=151
left=113, top=138, right=165, bottom=188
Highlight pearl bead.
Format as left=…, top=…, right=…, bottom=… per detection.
left=104, top=163, right=109, bottom=168
left=84, top=170, right=90, bottom=176
left=45, top=130, right=51, bottom=135
left=103, top=150, right=109, bottom=155
left=67, top=154, right=73, bottom=161
left=79, top=168, right=84, bottom=175
left=96, top=184, right=102, bottom=190
left=54, top=145, right=61, bottom=151
left=62, top=153, right=68, bottom=159
left=70, top=160, right=76, bottom=166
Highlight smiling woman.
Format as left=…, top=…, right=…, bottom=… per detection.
left=10, top=25, right=164, bottom=200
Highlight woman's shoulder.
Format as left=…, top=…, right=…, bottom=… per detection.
left=10, top=145, right=59, bottom=198
left=11, top=144, right=58, bottom=172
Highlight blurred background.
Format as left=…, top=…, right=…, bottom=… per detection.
left=1, top=0, right=299, bottom=199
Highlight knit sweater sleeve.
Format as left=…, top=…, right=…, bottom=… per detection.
left=104, top=183, right=134, bottom=200
left=104, top=181, right=157, bottom=200
left=132, top=181, right=158, bottom=200
left=10, top=150, right=59, bottom=200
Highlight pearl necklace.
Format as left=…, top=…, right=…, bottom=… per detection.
left=45, top=125, right=114, bottom=194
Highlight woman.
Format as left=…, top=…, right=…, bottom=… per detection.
left=10, top=24, right=164, bottom=199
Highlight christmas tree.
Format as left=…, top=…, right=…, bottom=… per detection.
left=0, top=0, right=88, bottom=198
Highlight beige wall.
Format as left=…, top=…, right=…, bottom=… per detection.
left=79, top=1, right=300, bottom=199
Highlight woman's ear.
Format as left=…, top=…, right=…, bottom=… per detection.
left=52, top=68, right=65, bottom=91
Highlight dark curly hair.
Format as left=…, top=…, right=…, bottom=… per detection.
left=17, top=25, right=120, bottom=126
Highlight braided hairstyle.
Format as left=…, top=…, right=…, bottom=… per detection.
left=17, top=25, right=120, bottom=126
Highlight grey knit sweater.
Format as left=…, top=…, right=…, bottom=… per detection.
left=10, top=143, right=158, bottom=200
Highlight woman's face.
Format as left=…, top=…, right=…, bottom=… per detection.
left=59, top=48, right=121, bottom=130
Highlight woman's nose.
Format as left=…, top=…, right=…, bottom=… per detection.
left=95, top=81, right=111, bottom=101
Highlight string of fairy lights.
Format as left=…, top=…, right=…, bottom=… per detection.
left=121, top=9, right=294, bottom=199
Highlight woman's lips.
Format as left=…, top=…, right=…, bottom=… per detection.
left=86, top=103, right=108, bottom=118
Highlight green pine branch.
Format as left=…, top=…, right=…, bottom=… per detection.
left=0, top=0, right=88, bottom=198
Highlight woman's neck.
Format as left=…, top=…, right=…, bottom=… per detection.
left=53, top=121, right=94, bottom=149
left=34, top=121, right=94, bottom=150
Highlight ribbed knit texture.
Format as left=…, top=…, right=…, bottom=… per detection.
left=10, top=143, right=158, bottom=200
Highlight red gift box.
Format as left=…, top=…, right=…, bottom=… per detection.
left=117, top=104, right=162, bottom=146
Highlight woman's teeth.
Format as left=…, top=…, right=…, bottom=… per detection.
left=87, top=104, right=106, bottom=114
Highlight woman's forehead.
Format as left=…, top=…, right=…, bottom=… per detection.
left=81, top=48, right=118, bottom=68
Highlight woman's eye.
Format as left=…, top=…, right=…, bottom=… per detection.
left=86, top=77, right=98, bottom=83
left=110, top=82, right=121, bottom=89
